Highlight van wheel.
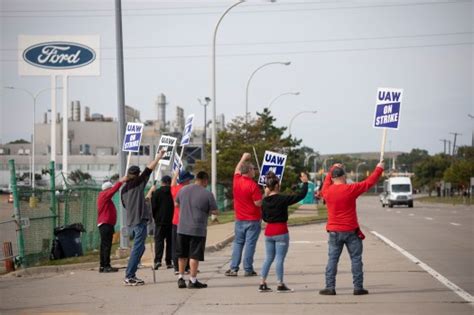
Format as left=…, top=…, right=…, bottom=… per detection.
left=408, top=201, right=413, bottom=208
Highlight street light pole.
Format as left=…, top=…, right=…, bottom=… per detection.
left=4, top=86, right=61, bottom=194
left=245, top=61, right=291, bottom=123
left=211, top=0, right=245, bottom=197
left=267, top=91, right=300, bottom=110
left=356, top=162, right=366, bottom=182
left=289, top=110, right=317, bottom=135
left=468, top=114, right=473, bottom=147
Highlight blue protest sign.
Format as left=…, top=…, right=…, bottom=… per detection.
left=180, top=114, right=195, bottom=146
left=122, top=122, right=144, bottom=152
left=258, top=151, right=287, bottom=186
left=373, top=88, right=403, bottom=129
left=172, top=152, right=183, bottom=173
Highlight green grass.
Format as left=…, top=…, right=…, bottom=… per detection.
left=417, top=196, right=472, bottom=206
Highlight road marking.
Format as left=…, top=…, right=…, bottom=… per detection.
left=387, top=209, right=392, bottom=212
left=396, top=211, right=401, bottom=214
left=450, top=222, right=461, bottom=226
left=425, top=217, right=433, bottom=220
left=371, top=231, right=474, bottom=304
left=409, top=213, right=415, bottom=216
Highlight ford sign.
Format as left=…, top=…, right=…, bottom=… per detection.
left=23, top=42, right=96, bottom=70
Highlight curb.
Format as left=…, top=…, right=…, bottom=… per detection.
left=205, top=233, right=235, bottom=253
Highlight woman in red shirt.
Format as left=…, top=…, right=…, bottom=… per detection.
left=259, top=172, right=308, bottom=293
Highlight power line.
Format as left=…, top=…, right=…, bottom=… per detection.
left=1, top=0, right=469, bottom=18
left=1, top=41, right=471, bottom=62
left=0, top=31, right=470, bottom=52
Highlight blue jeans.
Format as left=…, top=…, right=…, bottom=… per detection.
left=229, top=220, right=261, bottom=272
left=261, top=233, right=289, bottom=283
left=325, top=231, right=364, bottom=290
left=125, top=222, right=147, bottom=279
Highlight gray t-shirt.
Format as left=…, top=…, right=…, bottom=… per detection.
left=176, top=184, right=218, bottom=237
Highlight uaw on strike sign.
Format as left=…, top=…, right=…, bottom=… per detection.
left=373, top=88, right=403, bottom=129
left=122, top=123, right=144, bottom=152
left=258, top=151, right=287, bottom=186
left=157, top=135, right=177, bottom=166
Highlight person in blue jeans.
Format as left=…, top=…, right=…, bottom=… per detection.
left=225, top=153, right=263, bottom=277
left=121, top=149, right=165, bottom=286
left=259, top=171, right=308, bottom=292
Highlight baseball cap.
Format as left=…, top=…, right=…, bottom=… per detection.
left=177, top=170, right=195, bottom=184
left=101, top=181, right=113, bottom=191
left=331, top=167, right=346, bottom=178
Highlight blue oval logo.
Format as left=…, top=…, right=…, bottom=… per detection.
left=23, top=42, right=96, bottom=70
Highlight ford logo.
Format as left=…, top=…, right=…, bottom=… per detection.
left=23, top=42, right=96, bottom=69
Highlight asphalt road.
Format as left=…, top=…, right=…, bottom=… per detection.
left=357, top=195, right=474, bottom=296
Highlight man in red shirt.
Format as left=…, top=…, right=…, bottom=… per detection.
left=319, top=161, right=384, bottom=296
left=225, top=152, right=263, bottom=277
left=97, top=176, right=128, bottom=273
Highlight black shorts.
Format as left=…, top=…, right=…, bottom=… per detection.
left=176, top=234, right=206, bottom=261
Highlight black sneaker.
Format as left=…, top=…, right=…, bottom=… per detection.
left=225, top=269, right=238, bottom=277
left=124, top=277, right=145, bottom=286
left=99, top=267, right=104, bottom=273
left=178, top=278, right=187, bottom=289
left=276, top=283, right=294, bottom=293
left=319, top=288, right=336, bottom=295
left=258, top=283, right=272, bottom=292
left=166, top=263, right=173, bottom=269
left=244, top=271, right=258, bottom=277
left=154, top=263, right=162, bottom=270
left=188, top=280, right=208, bottom=289
left=353, top=288, right=369, bottom=295
left=103, top=266, right=119, bottom=273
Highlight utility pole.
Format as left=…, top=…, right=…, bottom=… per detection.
left=198, top=97, right=211, bottom=160
left=468, top=114, right=474, bottom=147
left=448, top=140, right=452, bottom=156
left=439, top=139, right=448, bottom=154
left=450, top=132, right=461, bottom=156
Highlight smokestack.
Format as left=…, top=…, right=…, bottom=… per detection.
left=72, top=100, right=81, bottom=121
left=44, top=112, right=48, bottom=124
left=156, top=93, right=167, bottom=128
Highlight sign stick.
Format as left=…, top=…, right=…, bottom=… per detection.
left=149, top=237, right=156, bottom=283
left=252, top=146, right=261, bottom=172
left=380, top=128, right=387, bottom=162
left=125, top=152, right=132, bottom=176
left=154, top=163, right=162, bottom=181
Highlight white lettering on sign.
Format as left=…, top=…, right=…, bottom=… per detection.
left=375, top=113, right=399, bottom=126
left=37, top=46, right=81, bottom=64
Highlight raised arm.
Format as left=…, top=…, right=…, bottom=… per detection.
left=321, top=163, right=342, bottom=197
left=147, top=149, right=166, bottom=172
left=349, top=161, right=385, bottom=197
left=234, top=152, right=251, bottom=175
left=171, top=169, right=179, bottom=187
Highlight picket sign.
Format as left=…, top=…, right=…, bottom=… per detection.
left=258, top=151, right=287, bottom=186
left=122, top=122, right=144, bottom=175
left=155, top=135, right=178, bottom=180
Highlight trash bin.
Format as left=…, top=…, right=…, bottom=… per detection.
left=52, top=223, right=85, bottom=258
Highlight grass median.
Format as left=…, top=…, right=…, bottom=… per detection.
left=417, top=195, right=472, bottom=206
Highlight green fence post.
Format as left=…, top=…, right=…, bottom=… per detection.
left=8, top=159, right=26, bottom=267
left=49, top=161, right=57, bottom=227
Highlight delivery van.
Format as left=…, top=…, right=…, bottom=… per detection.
left=380, top=176, right=413, bottom=208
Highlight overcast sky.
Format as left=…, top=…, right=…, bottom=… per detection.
left=0, top=0, right=472, bottom=155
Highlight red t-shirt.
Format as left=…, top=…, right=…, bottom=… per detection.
left=171, top=184, right=184, bottom=225
left=97, top=181, right=122, bottom=226
left=322, top=166, right=383, bottom=232
left=233, top=174, right=262, bottom=221
left=264, top=222, right=288, bottom=236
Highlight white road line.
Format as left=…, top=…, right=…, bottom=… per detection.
left=371, top=231, right=474, bottom=304
left=387, top=209, right=392, bottom=212
left=409, top=213, right=415, bottom=216
left=396, top=211, right=401, bottom=214
left=450, top=222, right=461, bottom=226
left=425, top=217, right=433, bottom=220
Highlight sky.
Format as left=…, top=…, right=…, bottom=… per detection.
left=0, top=0, right=472, bottom=155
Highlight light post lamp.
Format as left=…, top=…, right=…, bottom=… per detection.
left=267, top=91, right=300, bottom=110
left=356, top=162, right=366, bottom=182
left=245, top=61, right=291, bottom=123
left=198, top=97, right=211, bottom=160
left=288, top=110, right=317, bottom=135
left=4, top=86, right=62, bottom=195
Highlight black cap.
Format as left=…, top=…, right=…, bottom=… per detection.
left=161, top=175, right=172, bottom=185
left=128, top=165, right=140, bottom=176
left=331, top=167, right=345, bottom=178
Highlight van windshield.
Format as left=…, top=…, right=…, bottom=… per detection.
left=392, top=184, right=410, bottom=193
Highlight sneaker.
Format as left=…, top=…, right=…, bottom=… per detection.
left=137, top=263, right=144, bottom=269
left=174, top=270, right=179, bottom=275
left=99, top=267, right=104, bottom=273
left=166, top=263, right=173, bottom=269
left=188, top=280, right=208, bottom=289
left=244, top=271, right=258, bottom=277
left=276, top=283, right=294, bottom=293
left=353, top=288, right=369, bottom=295
left=154, top=263, right=162, bottom=270
left=258, top=283, right=272, bottom=292
left=178, top=278, right=187, bottom=289
left=225, top=269, right=238, bottom=277
left=319, top=288, right=336, bottom=295
left=103, top=266, right=119, bottom=273
left=124, top=277, right=145, bottom=286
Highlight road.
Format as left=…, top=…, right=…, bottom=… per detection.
left=358, top=195, right=474, bottom=296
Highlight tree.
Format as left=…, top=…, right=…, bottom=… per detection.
left=397, top=148, right=430, bottom=172
left=68, top=169, right=92, bottom=184
left=413, top=154, right=450, bottom=192
left=443, top=146, right=474, bottom=189
left=8, top=139, right=30, bottom=144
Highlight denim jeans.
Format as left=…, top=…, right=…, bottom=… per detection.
left=229, top=220, right=261, bottom=272
left=125, top=222, right=147, bottom=279
left=325, top=231, right=364, bottom=290
left=260, top=233, right=289, bottom=283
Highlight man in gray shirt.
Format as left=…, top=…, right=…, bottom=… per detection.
left=175, top=171, right=218, bottom=289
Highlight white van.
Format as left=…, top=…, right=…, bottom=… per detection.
left=380, top=177, right=413, bottom=208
